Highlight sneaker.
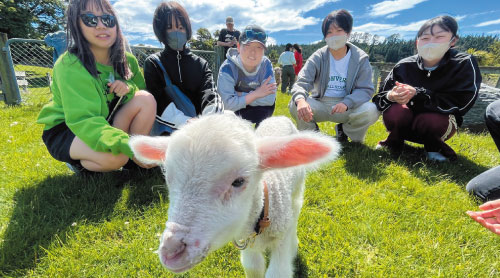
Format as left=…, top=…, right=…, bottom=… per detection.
left=335, top=124, right=348, bottom=143
left=426, top=151, right=448, bottom=162
left=66, top=162, right=85, bottom=175
left=375, top=141, right=403, bottom=156
left=375, top=143, right=386, bottom=150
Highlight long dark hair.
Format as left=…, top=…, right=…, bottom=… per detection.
left=293, top=43, right=302, bottom=54
left=66, top=0, right=131, bottom=79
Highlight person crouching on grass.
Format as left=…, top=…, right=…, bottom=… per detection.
left=37, top=0, right=156, bottom=174
left=372, top=15, right=481, bottom=162
left=288, top=9, right=379, bottom=143
left=217, top=25, right=277, bottom=126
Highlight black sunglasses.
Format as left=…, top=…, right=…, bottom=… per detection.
left=80, top=13, right=116, bottom=28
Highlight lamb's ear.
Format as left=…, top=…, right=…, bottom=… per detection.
left=129, top=135, right=169, bottom=165
left=257, top=132, right=340, bottom=170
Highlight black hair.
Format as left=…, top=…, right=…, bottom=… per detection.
left=321, top=9, right=353, bottom=37
left=153, top=1, right=192, bottom=46
left=293, top=43, right=302, bottom=54
left=66, top=0, right=130, bottom=79
left=285, top=43, right=293, bottom=51
left=417, top=15, right=459, bottom=39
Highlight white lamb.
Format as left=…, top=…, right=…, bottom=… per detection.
left=129, top=113, right=340, bottom=277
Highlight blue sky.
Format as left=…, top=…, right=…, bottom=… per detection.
left=109, top=0, right=500, bottom=47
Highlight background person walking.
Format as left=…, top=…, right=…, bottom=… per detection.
left=278, top=43, right=296, bottom=94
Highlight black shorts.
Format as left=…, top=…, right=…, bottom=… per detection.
left=42, top=122, right=80, bottom=166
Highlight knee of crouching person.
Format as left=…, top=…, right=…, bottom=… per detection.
left=102, top=154, right=129, bottom=171
left=136, top=90, right=157, bottom=113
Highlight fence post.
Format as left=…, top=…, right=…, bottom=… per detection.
left=214, top=46, right=225, bottom=81
left=0, top=33, right=21, bottom=105
left=372, top=65, right=380, bottom=92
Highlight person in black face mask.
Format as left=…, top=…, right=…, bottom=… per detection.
left=144, top=1, right=224, bottom=136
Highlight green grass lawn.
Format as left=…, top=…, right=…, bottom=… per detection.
left=1, top=85, right=500, bottom=277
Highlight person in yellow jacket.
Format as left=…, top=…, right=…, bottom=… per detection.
left=37, top=0, right=156, bottom=173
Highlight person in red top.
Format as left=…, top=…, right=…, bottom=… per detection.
left=293, top=43, right=303, bottom=76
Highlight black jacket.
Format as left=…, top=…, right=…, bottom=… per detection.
left=372, top=48, right=481, bottom=126
left=143, top=46, right=223, bottom=117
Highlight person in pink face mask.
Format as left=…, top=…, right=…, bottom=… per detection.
left=372, top=15, right=482, bottom=162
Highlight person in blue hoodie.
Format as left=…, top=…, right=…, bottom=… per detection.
left=217, top=25, right=277, bottom=126
left=44, top=30, right=67, bottom=63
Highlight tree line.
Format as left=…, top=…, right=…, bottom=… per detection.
left=189, top=27, right=500, bottom=67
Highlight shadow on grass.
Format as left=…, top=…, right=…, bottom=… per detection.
left=124, top=167, right=167, bottom=210
left=339, top=141, right=489, bottom=186
left=383, top=144, right=489, bottom=186
left=341, top=142, right=387, bottom=182
left=294, top=251, right=309, bottom=278
left=0, top=169, right=166, bottom=276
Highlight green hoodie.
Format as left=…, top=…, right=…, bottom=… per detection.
left=37, top=52, right=146, bottom=159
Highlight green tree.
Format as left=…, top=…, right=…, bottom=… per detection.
left=487, top=41, right=500, bottom=66
left=213, top=29, right=220, bottom=42
left=190, top=28, right=215, bottom=50
left=0, top=0, right=66, bottom=39
left=467, top=48, right=495, bottom=66
left=267, top=49, right=279, bottom=65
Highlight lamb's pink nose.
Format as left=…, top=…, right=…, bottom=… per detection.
left=161, top=237, right=186, bottom=260
left=160, top=222, right=190, bottom=260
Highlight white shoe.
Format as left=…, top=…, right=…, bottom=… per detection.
left=375, top=143, right=386, bottom=150
left=426, top=152, right=448, bottom=162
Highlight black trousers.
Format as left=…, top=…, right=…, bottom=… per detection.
left=235, top=103, right=275, bottom=127
left=281, top=65, right=295, bottom=93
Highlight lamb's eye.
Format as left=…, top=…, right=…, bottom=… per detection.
left=231, top=177, right=245, bottom=187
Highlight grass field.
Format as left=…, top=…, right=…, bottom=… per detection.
left=1, top=82, right=500, bottom=277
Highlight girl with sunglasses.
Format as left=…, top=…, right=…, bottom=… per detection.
left=37, top=0, right=156, bottom=173
left=217, top=25, right=277, bottom=126
left=372, top=16, right=481, bottom=162
left=143, top=1, right=224, bottom=135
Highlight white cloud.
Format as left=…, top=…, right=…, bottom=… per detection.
left=386, top=13, right=399, bottom=19
left=353, top=19, right=428, bottom=38
left=476, top=18, right=500, bottom=27
left=368, top=0, right=428, bottom=17
left=111, top=0, right=339, bottom=45
left=309, top=39, right=324, bottom=45
left=266, top=36, right=277, bottom=46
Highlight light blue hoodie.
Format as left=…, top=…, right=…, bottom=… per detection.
left=217, top=48, right=276, bottom=111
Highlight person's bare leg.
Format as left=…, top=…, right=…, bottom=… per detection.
left=69, top=137, right=129, bottom=172
left=112, top=90, right=156, bottom=135
left=69, top=90, right=156, bottom=172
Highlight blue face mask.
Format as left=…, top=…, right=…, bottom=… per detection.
left=167, top=31, right=187, bottom=51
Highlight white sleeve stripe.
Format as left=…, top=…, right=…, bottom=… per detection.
left=437, top=57, right=478, bottom=113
